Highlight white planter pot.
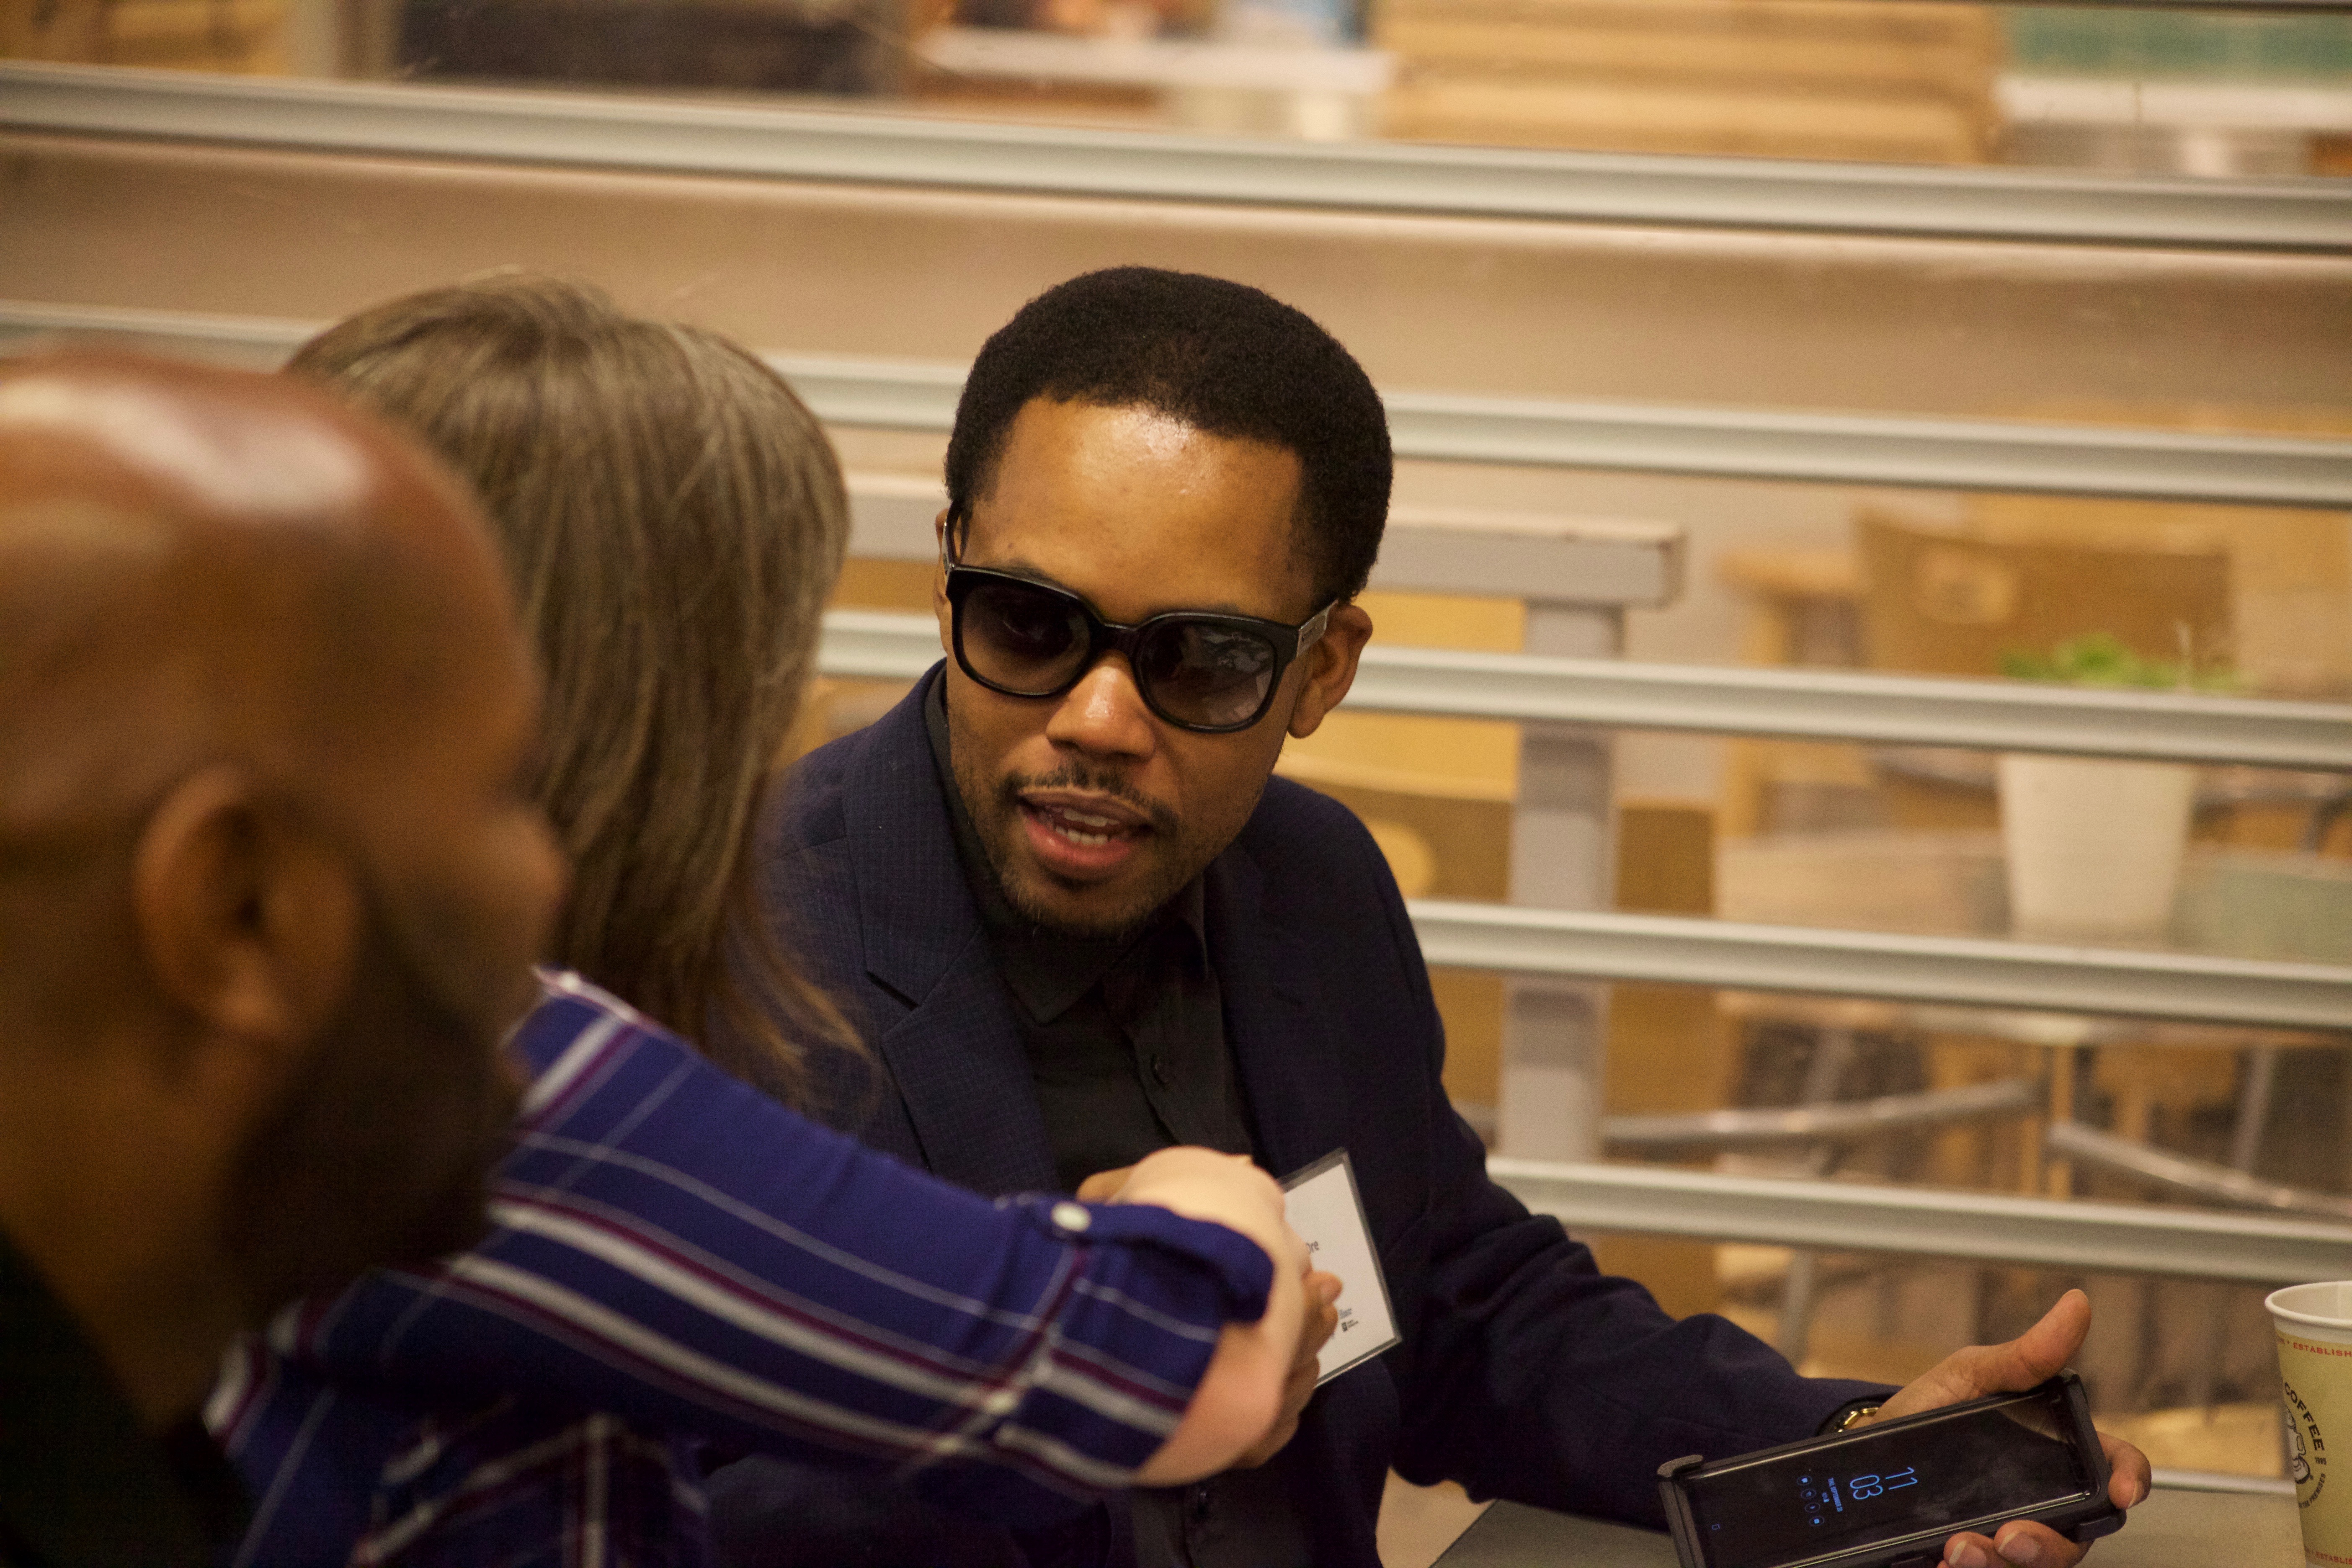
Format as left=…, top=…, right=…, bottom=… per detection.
left=1997, top=754, right=2197, bottom=943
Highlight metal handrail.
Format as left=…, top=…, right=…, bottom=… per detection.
left=825, top=606, right=2352, bottom=1027
left=782, top=350, right=2352, bottom=509
left=1409, top=901, right=2352, bottom=1032
left=1604, top=1078, right=2042, bottom=1154
left=1344, top=646, right=2352, bottom=771
left=7, top=286, right=2331, bottom=761
left=1377, top=393, right=2352, bottom=511
left=2, top=292, right=2331, bottom=762
left=817, top=610, right=2352, bottom=771
left=11, top=300, right=2348, bottom=509
left=833, top=597, right=2349, bottom=1041
left=2151, top=1470, right=2296, bottom=1498
left=2048, top=1119, right=2352, bottom=1222
left=3, top=61, right=2346, bottom=252
left=1488, top=1158, right=2352, bottom=1284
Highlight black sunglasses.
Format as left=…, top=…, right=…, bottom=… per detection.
left=942, top=535, right=1333, bottom=735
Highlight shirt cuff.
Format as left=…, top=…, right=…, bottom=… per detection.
left=1006, top=1194, right=1276, bottom=1323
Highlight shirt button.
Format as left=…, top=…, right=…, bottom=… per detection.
left=1150, top=1055, right=1172, bottom=1086
left=1051, top=1201, right=1091, bottom=1233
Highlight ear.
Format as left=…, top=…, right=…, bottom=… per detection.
left=130, top=769, right=364, bottom=1063
left=1287, top=602, right=1373, bottom=740
left=932, top=509, right=954, bottom=653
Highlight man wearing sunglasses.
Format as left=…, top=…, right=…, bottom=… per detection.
left=715, top=268, right=2146, bottom=1568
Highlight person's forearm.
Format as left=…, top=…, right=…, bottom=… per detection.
left=1104, top=1147, right=1309, bottom=1484
left=1136, top=1256, right=1301, bottom=1483
left=290, top=989, right=1279, bottom=1505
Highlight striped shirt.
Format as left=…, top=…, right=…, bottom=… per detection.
left=209, top=971, right=1273, bottom=1567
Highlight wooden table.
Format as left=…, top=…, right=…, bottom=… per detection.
left=1435, top=1485, right=2304, bottom=1567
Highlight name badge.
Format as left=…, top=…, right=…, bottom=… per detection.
left=1280, top=1149, right=1400, bottom=1384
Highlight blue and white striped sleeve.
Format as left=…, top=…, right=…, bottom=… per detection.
left=258, top=973, right=1272, bottom=1523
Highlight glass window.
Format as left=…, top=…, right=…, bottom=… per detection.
left=8, top=0, right=2350, bottom=178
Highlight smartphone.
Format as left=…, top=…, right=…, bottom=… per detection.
left=1656, top=1373, right=2124, bottom=1568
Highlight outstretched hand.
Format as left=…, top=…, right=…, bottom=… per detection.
left=1232, top=1267, right=1338, bottom=1467
left=1112, top=1148, right=1313, bottom=1485
left=1081, top=1161, right=1338, bottom=1469
left=1863, top=1289, right=2149, bottom=1568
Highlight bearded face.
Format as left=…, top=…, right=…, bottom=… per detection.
left=219, top=886, right=523, bottom=1320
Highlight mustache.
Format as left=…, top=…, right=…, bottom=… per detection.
left=998, top=764, right=1179, bottom=837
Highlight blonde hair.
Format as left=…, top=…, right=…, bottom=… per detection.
left=290, top=276, right=853, bottom=1101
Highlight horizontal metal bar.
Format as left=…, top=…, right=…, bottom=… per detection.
left=816, top=609, right=2352, bottom=771
left=1412, top=900, right=2352, bottom=1032
left=819, top=611, right=953, bottom=683
left=2048, top=1119, right=2352, bottom=1222
left=2150, top=1471, right=2295, bottom=1498
left=2004, top=0, right=2352, bottom=10
left=9, top=300, right=2348, bottom=509
left=774, top=349, right=967, bottom=433
left=1345, top=647, right=2352, bottom=769
left=0, top=300, right=313, bottom=367
left=811, top=615, right=2352, bottom=1030
left=841, top=474, right=1684, bottom=606
left=3, top=62, right=2345, bottom=253
left=1488, top=1157, right=2352, bottom=1284
left=1604, top=1079, right=2041, bottom=1154
left=1377, top=391, right=2352, bottom=510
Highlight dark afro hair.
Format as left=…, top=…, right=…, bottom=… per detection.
left=945, top=268, right=1391, bottom=606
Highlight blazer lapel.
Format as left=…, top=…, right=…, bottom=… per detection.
left=845, top=671, right=1058, bottom=1197
left=1205, top=843, right=1351, bottom=1183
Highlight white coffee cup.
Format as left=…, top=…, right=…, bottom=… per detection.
left=2268, top=1281, right=2352, bottom=1567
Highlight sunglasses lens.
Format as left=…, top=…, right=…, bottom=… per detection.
left=1138, top=621, right=1278, bottom=730
left=960, top=578, right=1091, bottom=694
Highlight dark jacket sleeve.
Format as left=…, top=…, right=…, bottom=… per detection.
left=1282, top=787, right=1889, bottom=1527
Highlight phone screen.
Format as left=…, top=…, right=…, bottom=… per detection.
left=1684, top=1385, right=2093, bottom=1568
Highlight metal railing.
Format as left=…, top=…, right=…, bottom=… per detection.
left=774, top=349, right=2352, bottom=509
left=816, top=608, right=2352, bottom=1031
left=12, top=300, right=2349, bottom=509
left=2048, top=1120, right=2352, bottom=1222
left=3, top=60, right=2346, bottom=252
left=818, top=610, right=2352, bottom=771
left=1602, top=1078, right=2043, bottom=1154
left=1407, top=902, right=2352, bottom=1031
left=1489, top=1159, right=2352, bottom=1286
left=6, top=253, right=2345, bottom=1276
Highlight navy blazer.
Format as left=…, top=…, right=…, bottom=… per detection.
left=711, top=669, right=1877, bottom=1568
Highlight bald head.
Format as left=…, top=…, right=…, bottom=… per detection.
left=0, top=351, right=517, bottom=844
left=0, top=351, right=565, bottom=1426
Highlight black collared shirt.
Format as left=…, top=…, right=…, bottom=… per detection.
left=926, top=683, right=1312, bottom=1568
left=0, top=1227, right=247, bottom=1568
left=924, top=681, right=1256, bottom=1190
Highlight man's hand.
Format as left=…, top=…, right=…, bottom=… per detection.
left=1232, top=1269, right=1339, bottom=1468
left=1105, top=1149, right=1317, bottom=1485
left=1862, top=1289, right=2149, bottom=1568
left=1076, top=1164, right=1136, bottom=1204
left=1083, top=1159, right=1338, bottom=1470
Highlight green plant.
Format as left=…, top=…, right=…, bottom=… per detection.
left=1999, top=632, right=2236, bottom=691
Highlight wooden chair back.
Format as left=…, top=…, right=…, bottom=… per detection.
left=1855, top=509, right=2232, bottom=679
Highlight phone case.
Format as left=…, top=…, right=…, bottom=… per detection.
left=1656, top=1373, right=2125, bottom=1568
